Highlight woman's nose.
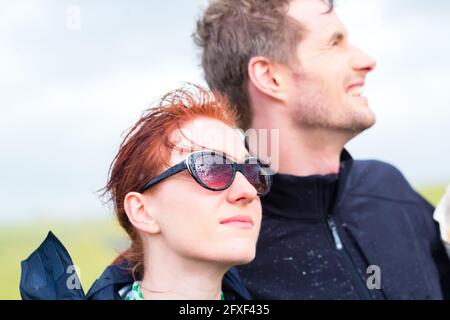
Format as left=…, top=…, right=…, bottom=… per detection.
left=227, top=172, right=258, bottom=205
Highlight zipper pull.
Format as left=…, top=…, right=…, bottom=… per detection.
left=327, top=217, right=343, bottom=250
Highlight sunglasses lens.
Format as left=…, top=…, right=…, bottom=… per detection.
left=193, top=153, right=233, bottom=190
left=243, top=163, right=270, bottom=195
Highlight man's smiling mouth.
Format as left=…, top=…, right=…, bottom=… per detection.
left=348, top=85, right=364, bottom=97
left=346, top=80, right=366, bottom=98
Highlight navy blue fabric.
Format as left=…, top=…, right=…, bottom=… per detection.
left=20, top=232, right=85, bottom=300
left=237, top=150, right=450, bottom=300
left=20, top=232, right=252, bottom=300
left=85, top=260, right=252, bottom=300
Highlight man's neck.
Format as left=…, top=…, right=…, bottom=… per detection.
left=249, top=113, right=350, bottom=177
left=140, top=245, right=227, bottom=300
left=278, top=142, right=342, bottom=176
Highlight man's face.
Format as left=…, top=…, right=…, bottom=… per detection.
left=285, top=0, right=377, bottom=133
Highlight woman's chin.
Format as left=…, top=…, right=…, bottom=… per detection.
left=187, top=239, right=258, bottom=266
left=219, top=245, right=257, bottom=266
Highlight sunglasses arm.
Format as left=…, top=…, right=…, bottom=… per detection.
left=139, top=161, right=187, bottom=193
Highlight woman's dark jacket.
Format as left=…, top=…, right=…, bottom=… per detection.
left=19, top=232, right=251, bottom=300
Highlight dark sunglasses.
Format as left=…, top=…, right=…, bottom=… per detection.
left=139, top=150, right=272, bottom=196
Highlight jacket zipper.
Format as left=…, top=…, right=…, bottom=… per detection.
left=326, top=215, right=373, bottom=300
left=327, top=216, right=343, bottom=250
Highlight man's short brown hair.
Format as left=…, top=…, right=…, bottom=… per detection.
left=194, top=0, right=334, bottom=129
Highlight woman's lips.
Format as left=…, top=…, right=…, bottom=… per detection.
left=220, top=215, right=254, bottom=229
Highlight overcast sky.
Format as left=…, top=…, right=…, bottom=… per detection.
left=1, top=0, right=449, bottom=223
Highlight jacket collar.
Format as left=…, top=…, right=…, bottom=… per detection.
left=20, top=231, right=251, bottom=300
left=86, top=260, right=135, bottom=299
left=262, top=149, right=353, bottom=220
left=86, top=262, right=252, bottom=300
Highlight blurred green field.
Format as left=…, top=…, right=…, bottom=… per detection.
left=0, top=185, right=446, bottom=300
left=418, top=185, right=447, bottom=207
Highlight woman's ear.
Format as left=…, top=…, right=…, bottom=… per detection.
left=248, top=56, right=288, bottom=102
left=124, top=192, right=161, bottom=234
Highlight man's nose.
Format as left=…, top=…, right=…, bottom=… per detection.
left=350, top=46, right=377, bottom=73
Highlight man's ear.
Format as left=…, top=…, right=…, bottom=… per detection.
left=248, top=56, right=288, bottom=102
left=124, top=192, right=161, bottom=234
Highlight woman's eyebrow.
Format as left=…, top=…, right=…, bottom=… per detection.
left=221, top=151, right=251, bottom=163
left=186, top=147, right=251, bottom=163
left=238, top=153, right=255, bottom=163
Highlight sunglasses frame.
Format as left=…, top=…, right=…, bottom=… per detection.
left=139, top=150, right=271, bottom=196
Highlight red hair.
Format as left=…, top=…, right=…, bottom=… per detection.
left=101, top=85, right=238, bottom=278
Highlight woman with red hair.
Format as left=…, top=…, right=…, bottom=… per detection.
left=20, top=85, right=271, bottom=300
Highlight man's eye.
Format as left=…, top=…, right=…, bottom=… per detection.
left=332, top=35, right=344, bottom=47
